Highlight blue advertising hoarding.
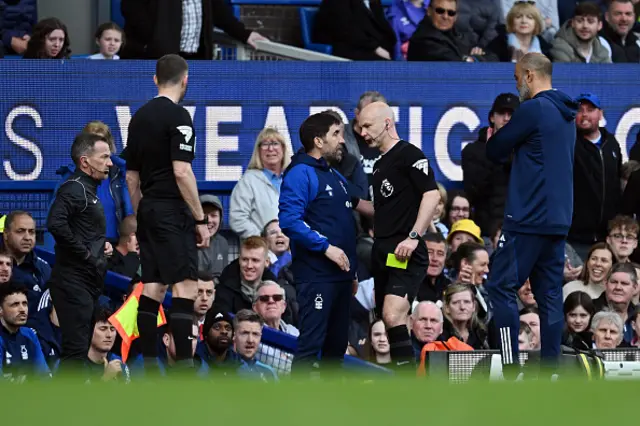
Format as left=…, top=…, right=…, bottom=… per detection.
left=1, top=60, right=639, bottom=189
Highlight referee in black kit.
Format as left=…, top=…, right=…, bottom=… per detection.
left=357, top=101, right=440, bottom=370
left=121, top=54, right=211, bottom=372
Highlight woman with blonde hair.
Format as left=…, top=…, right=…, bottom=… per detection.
left=440, top=283, right=489, bottom=349
left=488, top=1, right=551, bottom=62
left=230, top=127, right=292, bottom=239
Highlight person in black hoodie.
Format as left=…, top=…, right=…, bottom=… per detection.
left=568, top=93, right=622, bottom=262
left=408, top=0, right=497, bottom=62
left=462, top=93, right=520, bottom=234
left=107, top=215, right=140, bottom=278
left=313, top=0, right=396, bottom=60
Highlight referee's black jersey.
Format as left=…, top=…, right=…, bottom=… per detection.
left=121, top=96, right=196, bottom=200
left=372, top=140, right=437, bottom=239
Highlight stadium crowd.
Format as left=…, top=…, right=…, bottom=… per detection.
left=0, top=0, right=639, bottom=383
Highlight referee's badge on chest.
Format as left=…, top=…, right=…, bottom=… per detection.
left=381, top=179, right=394, bottom=198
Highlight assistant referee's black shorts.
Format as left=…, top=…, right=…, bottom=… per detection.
left=137, top=198, right=198, bottom=286
left=371, top=236, right=428, bottom=318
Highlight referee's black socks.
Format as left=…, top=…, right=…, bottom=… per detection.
left=138, top=295, right=161, bottom=361
left=169, top=297, right=196, bottom=366
left=387, top=325, right=416, bottom=371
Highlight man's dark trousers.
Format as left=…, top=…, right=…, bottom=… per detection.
left=292, top=280, right=352, bottom=372
left=485, top=230, right=565, bottom=371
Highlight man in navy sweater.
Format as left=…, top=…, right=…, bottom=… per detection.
left=485, top=53, right=578, bottom=378
left=279, top=112, right=360, bottom=373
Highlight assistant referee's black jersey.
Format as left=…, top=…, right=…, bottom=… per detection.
left=372, top=140, right=437, bottom=239
left=121, top=96, right=196, bottom=200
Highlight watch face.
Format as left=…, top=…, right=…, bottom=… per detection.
left=409, top=231, right=418, bottom=239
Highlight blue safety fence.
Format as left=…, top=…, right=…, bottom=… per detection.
left=33, top=246, right=392, bottom=375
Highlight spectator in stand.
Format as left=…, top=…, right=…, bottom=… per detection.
left=621, top=160, right=640, bottom=191
left=0, top=283, right=50, bottom=381
left=159, top=316, right=199, bottom=374
left=26, top=289, right=61, bottom=370
left=0, top=249, right=12, bottom=284
left=410, top=301, right=444, bottom=357
left=449, top=242, right=491, bottom=322
left=88, top=22, right=123, bottom=60
left=262, top=219, right=291, bottom=278
left=232, top=309, right=278, bottom=381
left=599, top=0, right=639, bottom=62
left=499, top=0, right=559, bottom=42
left=23, top=17, right=70, bottom=59
left=195, top=271, right=215, bottom=339
left=517, top=279, right=536, bottom=309
left=0, top=0, right=36, bottom=56
left=441, top=283, right=489, bottom=349
left=2, top=211, right=50, bottom=316
left=592, top=263, right=637, bottom=344
left=462, top=93, right=519, bottom=235
left=107, top=215, right=140, bottom=278
left=631, top=306, right=640, bottom=347
left=456, top=0, right=500, bottom=49
left=551, top=2, right=611, bottom=63
left=563, top=243, right=614, bottom=300
left=427, top=183, right=448, bottom=236
left=212, top=236, right=277, bottom=316
left=416, top=232, right=451, bottom=306
left=568, top=93, right=622, bottom=261
left=442, top=190, right=472, bottom=230
left=120, top=0, right=266, bottom=60
left=606, top=215, right=638, bottom=264
left=591, top=310, right=625, bottom=348
left=562, top=290, right=595, bottom=350
left=86, top=307, right=130, bottom=382
left=197, top=194, right=229, bottom=279
left=366, top=319, right=391, bottom=365
left=487, top=1, right=552, bottom=62
left=558, top=0, right=608, bottom=26
left=323, top=110, right=369, bottom=200
left=253, top=281, right=299, bottom=374
left=446, top=219, right=483, bottom=257
left=407, top=0, right=497, bottom=61
left=230, top=127, right=290, bottom=240
left=195, top=310, right=239, bottom=376
left=518, top=322, right=536, bottom=351
left=387, top=0, right=429, bottom=60
left=519, top=306, right=541, bottom=350
left=314, top=0, right=397, bottom=60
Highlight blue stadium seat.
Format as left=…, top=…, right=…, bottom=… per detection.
left=111, top=0, right=125, bottom=28
left=299, top=7, right=332, bottom=55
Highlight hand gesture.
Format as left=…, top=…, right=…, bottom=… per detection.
left=325, top=245, right=350, bottom=272
left=564, top=261, right=583, bottom=282
left=104, top=242, right=113, bottom=257
left=196, top=223, right=211, bottom=249
left=458, top=263, right=473, bottom=284
left=470, top=47, right=485, bottom=56
left=394, top=238, right=418, bottom=262
left=126, top=234, right=139, bottom=255
left=103, top=359, right=122, bottom=381
left=247, top=32, right=268, bottom=49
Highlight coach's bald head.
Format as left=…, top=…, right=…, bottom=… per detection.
left=514, top=53, right=553, bottom=102
left=358, top=101, right=399, bottom=151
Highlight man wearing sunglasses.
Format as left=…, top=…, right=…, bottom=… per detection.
left=408, top=0, right=497, bottom=62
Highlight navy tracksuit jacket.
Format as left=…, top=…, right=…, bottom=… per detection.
left=486, top=89, right=578, bottom=368
left=10, top=251, right=51, bottom=319
left=279, top=151, right=358, bottom=367
left=0, top=325, right=51, bottom=382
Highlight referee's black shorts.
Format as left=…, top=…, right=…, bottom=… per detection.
left=137, top=198, right=198, bottom=286
left=371, top=236, right=428, bottom=318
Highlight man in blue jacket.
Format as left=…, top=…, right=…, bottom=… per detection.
left=279, top=112, right=359, bottom=373
left=485, top=53, right=579, bottom=378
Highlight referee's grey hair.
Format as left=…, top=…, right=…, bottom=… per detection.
left=254, top=280, right=286, bottom=303
left=357, top=91, right=387, bottom=111
left=412, top=301, right=443, bottom=323
left=591, top=310, right=624, bottom=336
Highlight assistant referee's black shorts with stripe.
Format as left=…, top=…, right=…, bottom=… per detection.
left=137, top=198, right=198, bottom=286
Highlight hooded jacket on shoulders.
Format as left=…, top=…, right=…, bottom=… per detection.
left=486, top=90, right=578, bottom=236
left=550, top=21, right=612, bottom=63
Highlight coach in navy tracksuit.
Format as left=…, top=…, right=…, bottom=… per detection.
left=485, top=53, right=578, bottom=376
left=279, top=112, right=358, bottom=372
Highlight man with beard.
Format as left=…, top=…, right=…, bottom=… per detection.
left=122, top=54, right=211, bottom=373
left=485, top=53, right=578, bottom=379
left=568, top=93, right=622, bottom=261
left=195, top=310, right=239, bottom=376
left=279, top=112, right=361, bottom=374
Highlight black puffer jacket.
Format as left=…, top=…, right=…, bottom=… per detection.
left=461, top=127, right=510, bottom=234
left=568, top=128, right=622, bottom=245
left=456, top=0, right=500, bottom=48
left=47, top=170, right=107, bottom=291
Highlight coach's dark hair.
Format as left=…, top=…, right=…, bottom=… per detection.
left=299, top=113, right=342, bottom=153
left=4, top=210, right=34, bottom=233
left=423, top=232, right=446, bottom=244
left=0, top=282, right=28, bottom=306
left=574, top=1, right=602, bottom=20
left=233, top=309, right=264, bottom=330
left=155, top=54, right=189, bottom=86
left=93, top=305, right=114, bottom=324
left=70, top=132, right=108, bottom=166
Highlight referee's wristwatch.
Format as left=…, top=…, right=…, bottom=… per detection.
left=195, top=216, right=208, bottom=225
left=409, top=230, right=420, bottom=240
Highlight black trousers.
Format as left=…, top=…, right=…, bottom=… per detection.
left=49, top=280, right=99, bottom=368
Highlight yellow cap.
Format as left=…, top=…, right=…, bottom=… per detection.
left=446, top=219, right=483, bottom=244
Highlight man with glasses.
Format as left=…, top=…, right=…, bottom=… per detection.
left=606, top=215, right=639, bottom=264
left=408, top=0, right=497, bottom=61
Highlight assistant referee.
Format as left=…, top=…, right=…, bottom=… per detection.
left=122, top=54, right=211, bottom=371
left=357, top=102, right=440, bottom=370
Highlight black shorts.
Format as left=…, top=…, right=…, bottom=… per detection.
left=137, top=198, right=198, bottom=286
left=371, top=236, right=428, bottom=318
